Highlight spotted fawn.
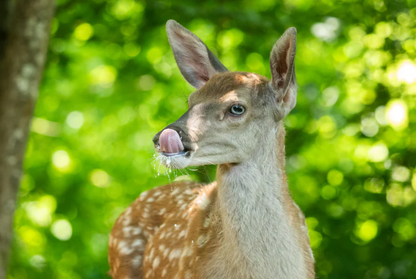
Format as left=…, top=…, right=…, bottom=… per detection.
left=108, top=20, right=315, bottom=279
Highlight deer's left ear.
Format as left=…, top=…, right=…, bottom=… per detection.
left=269, top=27, right=297, bottom=118
left=166, top=20, right=228, bottom=89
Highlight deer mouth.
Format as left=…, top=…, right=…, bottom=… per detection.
left=156, top=128, right=192, bottom=157
left=160, top=150, right=191, bottom=157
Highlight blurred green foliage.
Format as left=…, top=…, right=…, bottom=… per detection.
left=7, top=0, right=416, bottom=278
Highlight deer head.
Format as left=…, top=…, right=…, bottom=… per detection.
left=153, top=20, right=297, bottom=169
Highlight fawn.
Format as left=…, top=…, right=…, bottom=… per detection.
left=108, top=20, right=315, bottom=279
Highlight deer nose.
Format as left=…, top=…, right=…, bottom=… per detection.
left=154, top=129, right=184, bottom=154
left=152, top=132, right=161, bottom=146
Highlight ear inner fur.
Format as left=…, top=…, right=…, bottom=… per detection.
left=269, top=27, right=298, bottom=119
left=166, top=20, right=228, bottom=89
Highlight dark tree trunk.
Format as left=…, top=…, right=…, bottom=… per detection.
left=0, top=0, right=55, bottom=278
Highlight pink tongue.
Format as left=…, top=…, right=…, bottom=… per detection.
left=159, top=129, right=184, bottom=154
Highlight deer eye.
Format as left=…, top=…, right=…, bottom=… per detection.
left=230, top=105, right=245, bottom=115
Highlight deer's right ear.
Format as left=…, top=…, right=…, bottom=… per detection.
left=166, top=20, right=228, bottom=89
left=269, top=27, right=297, bottom=118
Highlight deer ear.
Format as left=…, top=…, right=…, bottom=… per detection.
left=269, top=27, right=297, bottom=116
left=166, top=20, right=228, bottom=89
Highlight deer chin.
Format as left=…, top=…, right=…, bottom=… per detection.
left=158, top=150, right=192, bottom=169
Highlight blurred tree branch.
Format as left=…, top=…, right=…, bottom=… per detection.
left=0, top=0, right=55, bottom=278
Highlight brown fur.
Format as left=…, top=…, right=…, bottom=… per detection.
left=189, top=72, right=268, bottom=106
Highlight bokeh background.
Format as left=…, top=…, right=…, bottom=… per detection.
left=7, top=0, right=416, bottom=278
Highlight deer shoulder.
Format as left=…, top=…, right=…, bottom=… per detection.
left=109, top=181, right=220, bottom=279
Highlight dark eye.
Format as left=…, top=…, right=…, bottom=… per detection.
left=230, top=105, right=245, bottom=115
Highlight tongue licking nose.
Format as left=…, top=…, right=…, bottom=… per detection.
left=159, top=129, right=184, bottom=154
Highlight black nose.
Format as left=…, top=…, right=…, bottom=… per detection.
left=152, top=132, right=161, bottom=146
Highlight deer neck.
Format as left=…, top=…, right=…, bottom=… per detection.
left=214, top=121, right=307, bottom=279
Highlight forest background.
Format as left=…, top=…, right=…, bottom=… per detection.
left=5, top=0, right=416, bottom=278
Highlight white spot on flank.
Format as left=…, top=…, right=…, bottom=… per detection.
left=172, top=188, right=180, bottom=195
left=118, top=241, right=127, bottom=249
left=122, top=215, right=131, bottom=226
left=112, top=238, right=119, bottom=247
left=183, top=246, right=193, bottom=256
left=197, top=234, right=210, bottom=247
left=184, top=189, right=193, bottom=195
left=147, top=197, right=155, bottom=203
left=132, top=256, right=142, bottom=267
left=159, top=231, right=166, bottom=239
left=153, top=191, right=162, bottom=197
left=163, top=247, right=170, bottom=258
left=139, top=191, right=148, bottom=201
left=146, top=226, right=154, bottom=232
left=132, top=239, right=144, bottom=247
left=169, top=248, right=182, bottom=261
left=125, top=207, right=132, bottom=215
left=159, top=208, right=166, bottom=215
left=149, top=247, right=155, bottom=260
left=162, top=268, right=167, bottom=277
left=196, top=193, right=210, bottom=210
left=179, top=230, right=186, bottom=238
left=122, top=226, right=133, bottom=237
left=153, top=256, right=160, bottom=269
left=120, top=246, right=134, bottom=255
